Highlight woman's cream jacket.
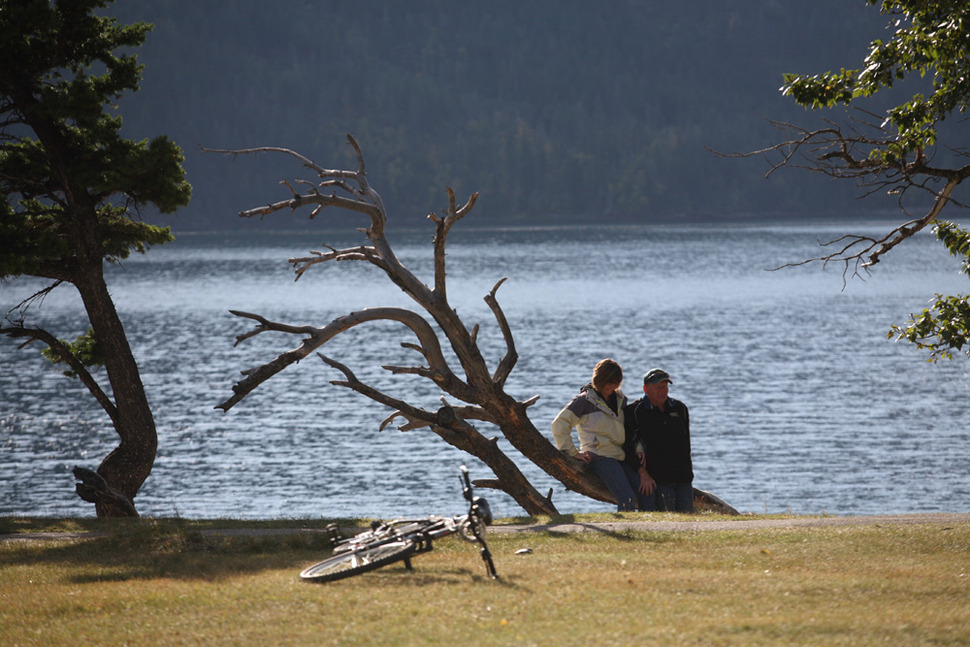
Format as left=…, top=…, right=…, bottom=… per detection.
left=551, top=384, right=627, bottom=461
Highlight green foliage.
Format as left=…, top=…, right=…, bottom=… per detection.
left=781, top=0, right=970, bottom=154
left=889, top=294, right=970, bottom=362
left=779, top=0, right=970, bottom=361
left=0, top=0, right=190, bottom=281
left=935, top=219, right=970, bottom=277
left=40, top=327, right=105, bottom=377
left=889, top=221, right=970, bottom=361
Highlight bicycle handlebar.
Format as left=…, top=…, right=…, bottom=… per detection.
left=459, top=464, right=473, bottom=502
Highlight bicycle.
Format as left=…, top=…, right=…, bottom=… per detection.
left=300, top=465, right=499, bottom=582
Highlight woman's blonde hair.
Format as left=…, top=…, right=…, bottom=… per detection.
left=591, top=358, right=623, bottom=392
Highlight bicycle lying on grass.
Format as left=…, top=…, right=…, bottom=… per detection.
left=300, top=465, right=499, bottom=582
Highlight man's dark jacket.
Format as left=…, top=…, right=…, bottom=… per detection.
left=623, top=396, right=693, bottom=484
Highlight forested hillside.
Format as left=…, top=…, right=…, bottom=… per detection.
left=111, top=0, right=893, bottom=228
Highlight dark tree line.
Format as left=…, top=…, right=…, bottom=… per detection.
left=111, top=0, right=890, bottom=229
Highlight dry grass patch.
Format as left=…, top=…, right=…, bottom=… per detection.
left=1, top=518, right=968, bottom=645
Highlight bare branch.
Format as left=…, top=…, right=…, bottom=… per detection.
left=1, top=325, right=118, bottom=426
left=770, top=177, right=963, bottom=285
left=718, top=110, right=970, bottom=283
left=344, top=134, right=388, bottom=228
left=719, top=112, right=970, bottom=194
left=484, top=277, right=518, bottom=388
left=4, top=280, right=64, bottom=323
left=238, top=192, right=381, bottom=221
left=325, top=367, right=555, bottom=509
left=200, top=144, right=333, bottom=176
left=520, top=394, right=540, bottom=409
left=217, top=306, right=473, bottom=411
left=428, top=187, right=481, bottom=300
left=200, top=137, right=385, bottom=223
left=379, top=402, right=496, bottom=433
left=379, top=411, right=429, bottom=432
left=319, top=354, right=438, bottom=427
left=862, top=177, right=962, bottom=268
left=288, top=245, right=388, bottom=281
left=227, top=309, right=325, bottom=346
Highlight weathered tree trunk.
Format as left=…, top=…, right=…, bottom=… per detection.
left=3, top=262, right=156, bottom=518
left=74, top=272, right=156, bottom=517
left=61, top=162, right=157, bottom=517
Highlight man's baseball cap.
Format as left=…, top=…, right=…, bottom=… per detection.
left=643, top=368, right=672, bottom=385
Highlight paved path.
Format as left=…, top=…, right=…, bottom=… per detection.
left=3, top=513, right=968, bottom=543
left=491, top=512, right=970, bottom=535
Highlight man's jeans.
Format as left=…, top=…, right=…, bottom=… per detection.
left=654, top=482, right=694, bottom=513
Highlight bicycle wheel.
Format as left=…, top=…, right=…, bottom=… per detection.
left=300, top=540, right=418, bottom=583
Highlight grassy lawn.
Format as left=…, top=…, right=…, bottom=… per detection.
left=1, top=515, right=968, bottom=645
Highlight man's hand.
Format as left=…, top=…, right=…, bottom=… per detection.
left=638, top=468, right=656, bottom=495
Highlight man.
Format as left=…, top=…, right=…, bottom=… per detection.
left=624, top=368, right=694, bottom=513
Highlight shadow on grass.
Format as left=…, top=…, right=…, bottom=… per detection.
left=1, top=512, right=701, bottom=583
left=1, top=517, right=531, bottom=585
left=300, top=563, right=525, bottom=591
left=0, top=519, right=337, bottom=583
left=501, top=512, right=687, bottom=543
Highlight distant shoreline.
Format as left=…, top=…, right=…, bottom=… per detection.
left=159, top=210, right=909, bottom=234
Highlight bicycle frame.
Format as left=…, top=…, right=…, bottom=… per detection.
left=303, top=466, right=498, bottom=581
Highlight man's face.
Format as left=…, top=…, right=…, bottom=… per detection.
left=643, top=381, right=669, bottom=406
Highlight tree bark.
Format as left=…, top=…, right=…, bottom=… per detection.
left=74, top=270, right=156, bottom=517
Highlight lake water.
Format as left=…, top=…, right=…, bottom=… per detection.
left=1, top=221, right=968, bottom=520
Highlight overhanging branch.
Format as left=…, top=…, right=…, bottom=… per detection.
left=1, top=324, right=118, bottom=426
left=721, top=111, right=970, bottom=283
left=216, top=306, right=470, bottom=411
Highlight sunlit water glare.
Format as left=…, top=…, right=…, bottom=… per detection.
left=2, top=221, right=968, bottom=519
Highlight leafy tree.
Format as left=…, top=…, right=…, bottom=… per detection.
left=889, top=221, right=970, bottom=360
left=755, top=0, right=970, bottom=360
left=0, top=0, right=191, bottom=515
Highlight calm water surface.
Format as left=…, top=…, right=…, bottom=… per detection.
left=1, top=221, right=968, bottom=519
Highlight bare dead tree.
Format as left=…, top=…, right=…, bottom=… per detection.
left=721, top=111, right=970, bottom=283
left=205, top=135, right=741, bottom=515
left=202, top=134, right=637, bottom=515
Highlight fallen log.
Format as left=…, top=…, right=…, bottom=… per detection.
left=694, top=487, right=740, bottom=516
left=475, top=478, right=740, bottom=515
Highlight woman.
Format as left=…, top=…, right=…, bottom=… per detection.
left=550, top=358, right=647, bottom=511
